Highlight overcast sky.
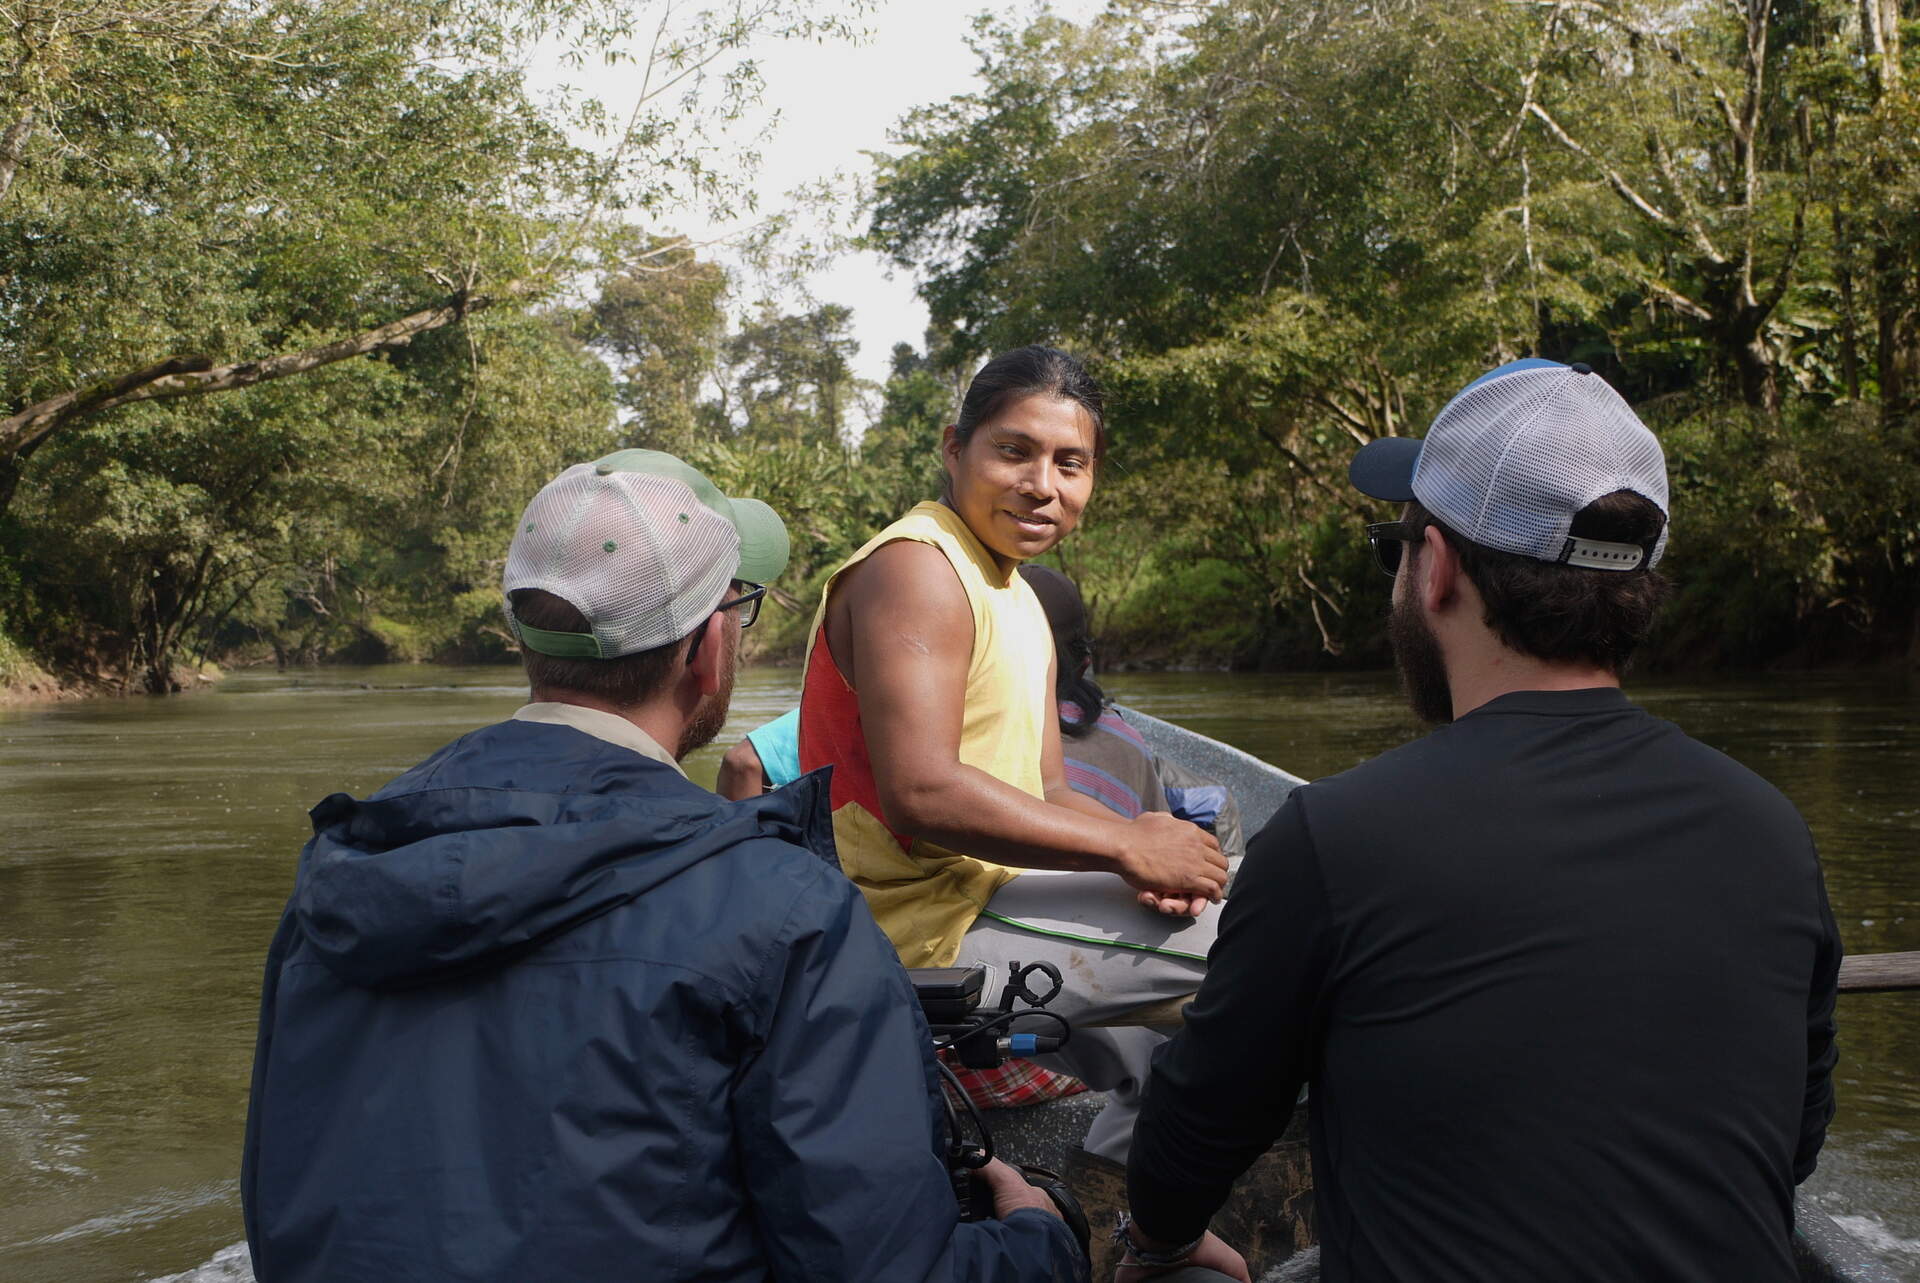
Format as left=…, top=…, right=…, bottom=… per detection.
left=540, top=0, right=1109, bottom=395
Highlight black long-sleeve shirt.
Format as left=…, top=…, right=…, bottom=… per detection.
left=1128, top=687, right=1841, bottom=1283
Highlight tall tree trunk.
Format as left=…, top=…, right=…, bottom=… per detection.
left=1861, top=0, right=1902, bottom=97
left=0, top=431, right=47, bottom=512
left=139, top=544, right=218, bottom=694
left=1879, top=242, right=1920, bottom=426
left=1832, top=206, right=1862, bottom=399
left=1862, top=0, right=1916, bottom=429
left=139, top=570, right=178, bottom=694
left=1735, top=346, right=1778, bottom=410
left=1728, top=308, right=1781, bottom=410
left=0, top=108, right=32, bottom=206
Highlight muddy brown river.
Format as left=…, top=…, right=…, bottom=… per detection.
left=2, top=665, right=1915, bottom=1280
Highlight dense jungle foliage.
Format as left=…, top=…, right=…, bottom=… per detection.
left=3, top=0, right=1918, bottom=693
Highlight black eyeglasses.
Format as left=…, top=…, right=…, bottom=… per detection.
left=1366, top=522, right=1414, bottom=578
left=717, top=583, right=766, bottom=628
left=686, top=583, right=767, bottom=665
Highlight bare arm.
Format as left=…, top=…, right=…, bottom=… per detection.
left=828, top=541, right=1224, bottom=900
left=716, top=738, right=766, bottom=802
left=1037, top=649, right=1122, bottom=822
left=1796, top=855, right=1841, bottom=1183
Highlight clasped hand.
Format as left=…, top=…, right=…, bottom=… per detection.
left=1116, top=811, right=1227, bottom=918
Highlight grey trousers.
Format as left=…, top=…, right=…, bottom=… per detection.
left=954, top=872, right=1219, bottom=1163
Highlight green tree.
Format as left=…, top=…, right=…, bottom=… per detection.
left=855, top=339, right=953, bottom=522
left=1496, top=0, right=1853, bottom=408
left=0, top=0, right=857, bottom=690
left=0, top=0, right=853, bottom=511
left=869, top=1, right=1535, bottom=657
left=868, top=0, right=1920, bottom=666
left=10, top=308, right=614, bottom=690
left=590, top=237, right=730, bottom=453
left=1851, top=0, right=1920, bottom=423
left=715, top=302, right=863, bottom=447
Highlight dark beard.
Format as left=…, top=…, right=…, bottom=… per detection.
left=1388, top=588, right=1454, bottom=726
left=677, top=632, right=737, bottom=759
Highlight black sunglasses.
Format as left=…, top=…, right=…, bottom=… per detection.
left=686, top=583, right=767, bottom=664
left=1366, top=522, right=1414, bottom=578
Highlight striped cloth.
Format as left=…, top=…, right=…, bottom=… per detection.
left=1059, top=700, right=1168, bottom=820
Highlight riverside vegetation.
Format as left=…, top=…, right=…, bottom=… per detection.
left=2, top=0, right=1918, bottom=697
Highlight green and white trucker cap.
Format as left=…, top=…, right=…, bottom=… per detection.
left=502, top=449, right=790, bottom=659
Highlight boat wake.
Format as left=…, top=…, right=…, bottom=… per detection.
left=146, top=1240, right=250, bottom=1283
left=1828, top=1213, right=1920, bottom=1269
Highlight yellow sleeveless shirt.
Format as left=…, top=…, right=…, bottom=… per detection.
left=798, top=501, right=1053, bottom=968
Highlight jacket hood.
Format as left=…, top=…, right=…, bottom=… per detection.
left=292, top=743, right=834, bottom=989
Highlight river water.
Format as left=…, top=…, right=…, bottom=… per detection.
left=2, top=665, right=1916, bottom=1281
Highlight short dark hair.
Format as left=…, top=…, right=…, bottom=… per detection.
left=509, top=589, right=684, bottom=706
left=1405, top=490, right=1669, bottom=671
left=954, top=346, right=1107, bottom=458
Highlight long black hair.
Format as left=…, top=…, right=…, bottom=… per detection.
left=952, top=346, right=1107, bottom=458
left=1018, top=564, right=1105, bottom=738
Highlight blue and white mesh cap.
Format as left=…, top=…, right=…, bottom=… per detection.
left=1348, top=358, right=1670, bottom=570
left=501, top=463, right=740, bottom=659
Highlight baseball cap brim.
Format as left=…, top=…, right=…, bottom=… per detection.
left=730, top=497, right=789, bottom=584
left=1348, top=435, right=1423, bottom=502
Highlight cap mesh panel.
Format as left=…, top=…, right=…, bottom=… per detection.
left=1411, top=368, right=1670, bottom=566
left=503, top=464, right=738, bottom=656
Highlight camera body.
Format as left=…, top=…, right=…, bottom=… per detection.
left=912, top=961, right=1067, bottom=1068
left=908, top=961, right=1091, bottom=1258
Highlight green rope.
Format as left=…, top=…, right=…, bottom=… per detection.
left=976, top=909, right=1209, bottom=964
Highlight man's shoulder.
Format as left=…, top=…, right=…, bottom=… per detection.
left=1638, top=714, right=1800, bottom=802
left=548, top=790, right=869, bottom=997
left=1296, top=727, right=1454, bottom=806
left=372, top=717, right=687, bottom=801
left=690, top=776, right=869, bottom=932
left=714, top=827, right=858, bottom=914
left=1288, top=699, right=1812, bottom=869
left=1582, top=699, right=1809, bottom=827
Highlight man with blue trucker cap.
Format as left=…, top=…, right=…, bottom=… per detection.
left=1122, top=361, right=1841, bottom=1282
left=242, top=449, right=1087, bottom=1283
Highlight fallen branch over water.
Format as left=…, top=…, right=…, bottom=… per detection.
left=1838, top=950, right=1920, bottom=994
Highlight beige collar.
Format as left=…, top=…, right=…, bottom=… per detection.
left=512, top=702, right=686, bottom=777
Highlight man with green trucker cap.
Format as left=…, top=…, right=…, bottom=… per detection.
left=242, top=448, right=1087, bottom=1283
left=503, top=448, right=790, bottom=664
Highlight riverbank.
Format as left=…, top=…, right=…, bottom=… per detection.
left=0, top=644, right=223, bottom=705
left=5, top=590, right=1917, bottom=709
left=0, top=629, right=64, bottom=704
left=11, top=644, right=1920, bottom=707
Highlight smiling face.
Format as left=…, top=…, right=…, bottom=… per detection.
left=941, top=393, right=1098, bottom=574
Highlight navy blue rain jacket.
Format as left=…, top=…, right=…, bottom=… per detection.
left=241, top=719, right=1084, bottom=1283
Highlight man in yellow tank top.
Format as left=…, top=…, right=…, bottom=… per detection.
left=799, top=347, right=1232, bottom=1165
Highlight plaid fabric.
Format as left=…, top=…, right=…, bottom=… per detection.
left=940, top=1052, right=1088, bottom=1110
